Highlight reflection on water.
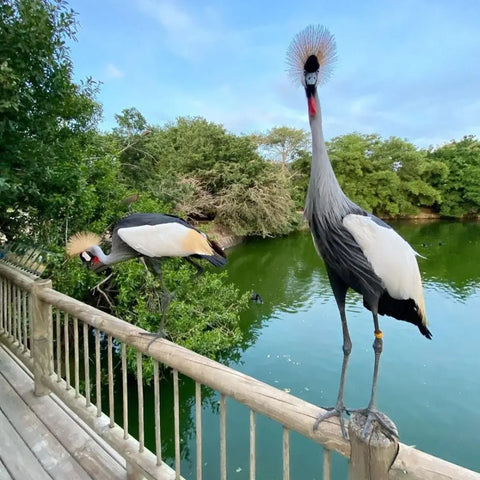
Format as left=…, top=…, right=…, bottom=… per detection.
left=131, top=221, right=480, bottom=478
left=228, top=220, right=480, bottom=308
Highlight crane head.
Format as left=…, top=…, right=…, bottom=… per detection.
left=286, top=25, right=337, bottom=115
left=79, top=248, right=106, bottom=272
left=66, top=232, right=105, bottom=272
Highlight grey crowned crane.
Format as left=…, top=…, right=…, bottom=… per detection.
left=66, top=213, right=227, bottom=335
left=286, top=25, right=431, bottom=438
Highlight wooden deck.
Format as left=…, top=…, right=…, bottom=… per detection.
left=0, top=344, right=127, bottom=480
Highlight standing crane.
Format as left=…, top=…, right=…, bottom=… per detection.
left=66, top=212, right=227, bottom=335
left=286, top=25, right=431, bottom=438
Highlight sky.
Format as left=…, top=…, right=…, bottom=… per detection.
left=66, top=0, right=480, bottom=148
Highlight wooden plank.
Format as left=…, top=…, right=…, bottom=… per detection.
left=391, top=445, right=480, bottom=480
left=0, top=409, right=52, bottom=480
left=0, top=373, right=91, bottom=480
left=0, top=346, right=127, bottom=480
left=0, top=459, right=13, bottom=480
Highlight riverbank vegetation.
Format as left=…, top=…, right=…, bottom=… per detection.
left=2, top=0, right=480, bottom=371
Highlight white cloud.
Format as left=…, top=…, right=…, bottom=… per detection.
left=104, top=63, right=125, bottom=80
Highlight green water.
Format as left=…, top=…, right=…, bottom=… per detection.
left=130, top=221, right=480, bottom=478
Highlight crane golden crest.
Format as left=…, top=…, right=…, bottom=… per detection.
left=66, top=231, right=102, bottom=257
left=286, top=24, right=337, bottom=86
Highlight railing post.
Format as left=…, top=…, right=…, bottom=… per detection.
left=31, top=278, right=53, bottom=396
left=348, top=412, right=399, bottom=480
left=126, top=463, right=146, bottom=480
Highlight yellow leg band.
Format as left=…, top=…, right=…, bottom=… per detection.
left=374, top=330, right=383, bottom=339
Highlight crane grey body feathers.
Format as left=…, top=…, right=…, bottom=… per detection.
left=287, top=25, right=430, bottom=439
left=305, top=99, right=429, bottom=337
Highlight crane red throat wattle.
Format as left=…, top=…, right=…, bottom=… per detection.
left=308, top=96, right=317, bottom=116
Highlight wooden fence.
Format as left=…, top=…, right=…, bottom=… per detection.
left=0, top=261, right=479, bottom=480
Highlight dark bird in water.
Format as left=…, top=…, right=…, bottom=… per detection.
left=250, top=292, right=264, bottom=304
left=286, top=25, right=431, bottom=438
left=66, top=213, right=227, bottom=334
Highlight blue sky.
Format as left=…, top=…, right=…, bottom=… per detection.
left=67, top=0, right=480, bottom=148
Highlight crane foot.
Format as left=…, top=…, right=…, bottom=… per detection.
left=313, top=402, right=350, bottom=439
left=349, top=408, right=398, bottom=440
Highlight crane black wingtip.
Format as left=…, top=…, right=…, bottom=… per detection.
left=199, top=239, right=227, bottom=267
left=204, top=254, right=227, bottom=267
left=420, top=324, right=432, bottom=339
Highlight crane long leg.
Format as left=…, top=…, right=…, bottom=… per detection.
left=368, top=316, right=382, bottom=410
left=352, top=311, right=398, bottom=439
left=141, top=259, right=174, bottom=344
left=314, top=301, right=352, bottom=439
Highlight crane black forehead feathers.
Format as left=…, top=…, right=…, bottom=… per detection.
left=304, top=55, right=320, bottom=73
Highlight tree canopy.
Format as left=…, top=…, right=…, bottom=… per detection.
left=113, top=115, right=299, bottom=236
left=427, top=136, right=480, bottom=217
left=255, top=126, right=310, bottom=167
left=0, top=0, right=103, bottom=243
left=291, top=132, right=452, bottom=217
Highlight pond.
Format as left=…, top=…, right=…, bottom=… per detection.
left=130, top=220, right=480, bottom=479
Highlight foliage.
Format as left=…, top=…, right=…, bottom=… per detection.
left=330, top=134, right=422, bottom=215
left=113, top=116, right=299, bottom=236
left=52, top=256, right=249, bottom=383
left=427, top=136, right=480, bottom=216
left=45, top=249, right=101, bottom=300
left=289, top=149, right=312, bottom=210
left=255, top=126, right=310, bottom=167
left=0, top=0, right=103, bottom=243
left=292, top=133, right=448, bottom=217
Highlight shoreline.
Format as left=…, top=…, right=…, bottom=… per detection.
left=212, top=211, right=480, bottom=250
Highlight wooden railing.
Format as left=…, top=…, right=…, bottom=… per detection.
left=0, top=260, right=479, bottom=480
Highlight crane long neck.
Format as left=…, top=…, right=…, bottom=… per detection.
left=90, top=245, right=128, bottom=265
left=305, top=91, right=351, bottom=221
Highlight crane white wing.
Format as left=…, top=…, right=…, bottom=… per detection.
left=342, top=214, right=424, bottom=307
left=117, top=222, right=212, bottom=258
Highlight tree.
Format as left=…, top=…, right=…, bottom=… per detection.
left=0, top=0, right=101, bottom=243
left=256, top=126, right=310, bottom=167
left=113, top=107, right=148, bottom=137
left=327, top=133, right=400, bottom=214
left=327, top=133, right=444, bottom=216
left=115, top=116, right=299, bottom=236
left=427, top=136, right=480, bottom=216
left=376, top=136, right=444, bottom=211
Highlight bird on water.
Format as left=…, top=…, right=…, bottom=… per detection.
left=66, top=213, right=227, bottom=335
left=286, top=25, right=431, bottom=438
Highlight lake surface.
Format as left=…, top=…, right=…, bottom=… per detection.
left=136, top=220, right=480, bottom=479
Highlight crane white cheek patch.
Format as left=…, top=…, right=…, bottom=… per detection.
left=81, top=251, right=91, bottom=262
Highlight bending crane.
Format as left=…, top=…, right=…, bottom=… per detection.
left=66, top=212, right=226, bottom=334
